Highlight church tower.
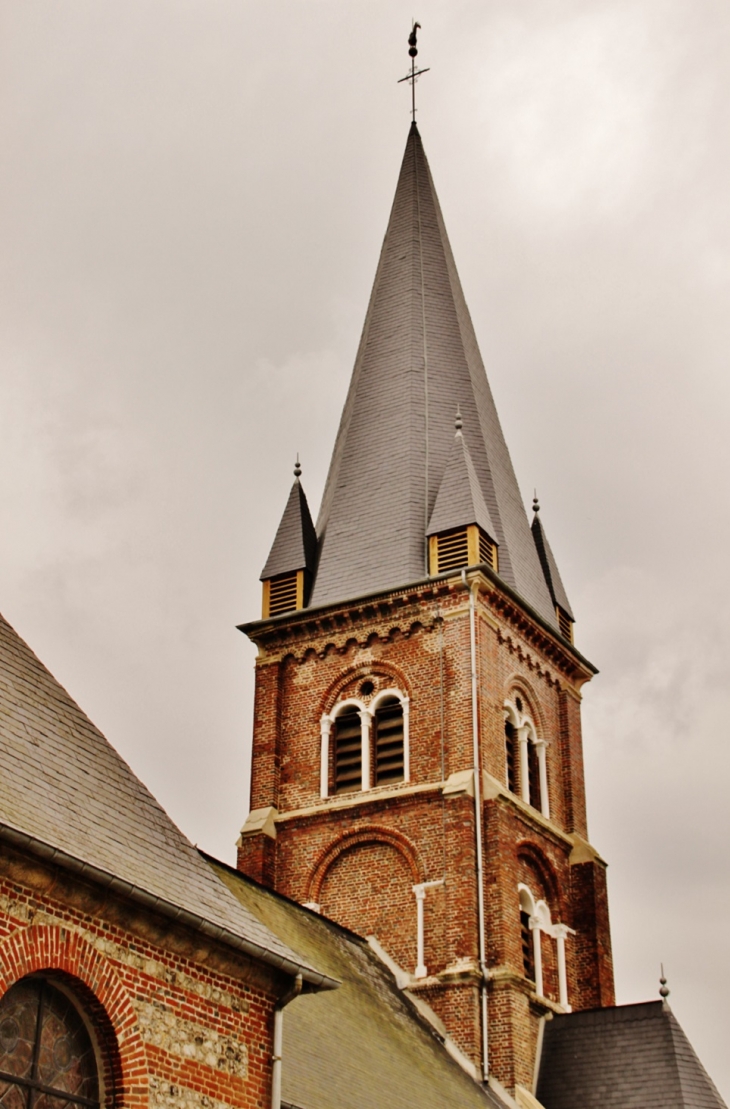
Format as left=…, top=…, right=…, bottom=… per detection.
left=237, top=119, right=614, bottom=1093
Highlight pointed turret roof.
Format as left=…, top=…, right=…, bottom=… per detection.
left=261, top=466, right=318, bottom=580
left=426, top=417, right=497, bottom=539
left=531, top=500, right=573, bottom=619
left=309, top=123, right=558, bottom=628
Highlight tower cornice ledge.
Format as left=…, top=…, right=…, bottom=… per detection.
left=238, top=565, right=597, bottom=685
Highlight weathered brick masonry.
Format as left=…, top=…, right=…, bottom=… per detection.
left=0, top=846, right=285, bottom=1109
left=238, top=568, right=615, bottom=1091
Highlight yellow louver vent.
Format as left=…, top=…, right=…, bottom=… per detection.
left=429, top=525, right=499, bottom=577
left=434, top=528, right=469, bottom=573
left=557, top=606, right=573, bottom=642
left=262, top=571, right=304, bottom=618
left=478, top=530, right=498, bottom=572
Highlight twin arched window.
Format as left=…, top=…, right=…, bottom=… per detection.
left=518, top=883, right=573, bottom=1011
left=0, top=977, right=100, bottom=1109
left=322, top=690, right=410, bottom=798
left=503, top=698, right=549, bottom=819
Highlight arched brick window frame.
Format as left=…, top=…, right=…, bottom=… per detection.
left=320, top=684, right=411, bottom=799
left=516, top=846, right=573, bottom=1012
left=306, top=826, right=423, bottom=905
left=0, top=924, right=148, bottom=1109
left=503, top=693, right=550, bottom=818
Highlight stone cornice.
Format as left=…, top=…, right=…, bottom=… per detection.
left=239, top=568, right=596, bottom=686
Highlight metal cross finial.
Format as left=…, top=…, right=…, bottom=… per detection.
left=397, top=20, right=430, bottom=123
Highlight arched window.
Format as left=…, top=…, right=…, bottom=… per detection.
left=520, top=909, right=534, bottom=980
left=0, top=977, right=100, bottom=1109
left=373, top=697, right=404, bottom=786
left=334, top=706, right=362, bottom=793
left=503, top=697, right=550, bottom=819
left=504, top=720, right=518, bottom=794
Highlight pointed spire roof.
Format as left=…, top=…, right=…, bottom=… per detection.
left=426, top=416, right=498, bottom=539
left=310, top=123, right=557, bottom=628
left=261, top=463, right=317, bottom=580
left=531, top=498, right=573, bottom=619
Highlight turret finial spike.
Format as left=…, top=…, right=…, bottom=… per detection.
left=659, top=964, right=670, bottom=1002
left=532, top=490, right=540, bottom=514
left=455, top=405, right=463, bottom=435
left=294, top=454, right=302, bottom=479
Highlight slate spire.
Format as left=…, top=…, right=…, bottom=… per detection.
left=260, top=461, right=317, bottom=581
left=308, top=123, right=560, bottom=629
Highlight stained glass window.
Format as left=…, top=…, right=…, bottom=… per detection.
left=0, top=978, right=100, bottom=1109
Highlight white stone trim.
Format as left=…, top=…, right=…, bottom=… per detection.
left=320, top=716, right=331, bottom=799
left=412, top=879, right=445, bottom=979
left=359, top=709, right=373, bottom=791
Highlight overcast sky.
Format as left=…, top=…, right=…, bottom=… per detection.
left=1, top=0, right=729, bottom=1097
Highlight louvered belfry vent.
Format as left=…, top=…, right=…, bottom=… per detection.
left=505, top=721, right=518, bottom=794
left=430, top=524, right=499, bottom=577
left=334, top=707, right=362, bottom=793
left=266, top=572, right=299, bottom=617
left=521, top=910, right=535, bottom=980
left=374, top=697, right=405, bottom=786
left=479, top=530, right=498, bottom=572
left=435, top=528, right=470, bottom=573
left=557, top=606, right=573, bottom=643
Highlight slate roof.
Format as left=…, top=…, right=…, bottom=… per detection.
left=536, top=1001, right=727, bottom=1109
left=261, top=477, right=318, bottom=580
left=0, top=611, right=332, bottom=986
left=309, top=122, right=559, bottom=628
left=531, top=508, right=573, bottom=619
left=426, top=425, right=498, bottom=539
left=208, top=855, right=505, bottom=1109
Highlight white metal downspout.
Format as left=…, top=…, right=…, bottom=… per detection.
left=271, top=973, right=302, bottom=1109
left=462, top=569, right=490, bottom=1082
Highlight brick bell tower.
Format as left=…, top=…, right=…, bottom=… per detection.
left=237, top=119, right=614, bottom=1093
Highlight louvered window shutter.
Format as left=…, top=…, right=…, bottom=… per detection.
left=334, top=707, right=363, bottom=793
left=374, top=698, right=405, bottom=786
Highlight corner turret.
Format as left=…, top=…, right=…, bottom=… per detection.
left=260, top=459, right=317, bottom=618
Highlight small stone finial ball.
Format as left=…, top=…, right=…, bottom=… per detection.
left=455, top=406, right=463, bottom=432
left=532, top=496, right=540, bottom=514
left=294, top=457, right=302, bottom=478
left=659, top=966, right=670, bottom=1000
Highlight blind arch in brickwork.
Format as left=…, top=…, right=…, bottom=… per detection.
left=307, top=826, right=424, bottom=905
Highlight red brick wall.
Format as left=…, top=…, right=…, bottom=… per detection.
left=240, top=573, right=614, bottom=1089
left=0, top=850, right=281, bottom=1109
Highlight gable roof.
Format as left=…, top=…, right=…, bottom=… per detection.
left=309, top=122, right=557, bottom=628
left=0, top=611, right=332, bottom=987
left=207, top=854, right=505, bottom=1109
left=536, top=1001, right=727, bottom=1109
left=261, top=477, right=318, bottom=580
left=427, top=425, right=498, bottom=539
left=531, top=508, right=573, bottom=619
